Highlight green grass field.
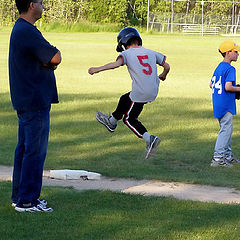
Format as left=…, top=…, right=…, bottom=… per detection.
left=1, top=181, right=240, bottom=240
left=1, top=31, right=240, bottom=187
left=2, top=30, right=240, bottom=239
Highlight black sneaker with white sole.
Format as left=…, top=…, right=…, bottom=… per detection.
left=145, top=135, right=161, bottom=159
left=96, top=111, right=117, bottom=132
left=12, top=199, right=47, bottom=208
left=15, top=202, right=53, bottom=213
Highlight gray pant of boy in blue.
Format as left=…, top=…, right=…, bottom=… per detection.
left=214, top=112, right=233, bottom=160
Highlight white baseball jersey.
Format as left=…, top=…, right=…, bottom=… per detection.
left=119, top=46, right=166, bottom=102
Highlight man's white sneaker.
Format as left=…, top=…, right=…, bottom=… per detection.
left=36, top=199, right=48, bottom=207
left=35, top=204, right=53, bottom=212
left=12, top=199, right=47, bottom=208
left=15, top=202, right=53, bottom=213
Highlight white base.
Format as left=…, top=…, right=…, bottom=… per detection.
left=50, top=169, right=101, bottom=180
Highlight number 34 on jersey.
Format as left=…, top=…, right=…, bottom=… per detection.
left=211, top=76, right=222, bottom=94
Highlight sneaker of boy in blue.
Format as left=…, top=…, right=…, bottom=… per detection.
left=145, top=135, right=161, bottom=159
left=227, top=154, right=240, bottom=164
left=211, top=157, right=233, bottom=167
left=96, top=111, right=117, bottom=132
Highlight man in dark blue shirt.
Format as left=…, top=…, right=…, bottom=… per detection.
left=9, top=0, right=61, bottom=212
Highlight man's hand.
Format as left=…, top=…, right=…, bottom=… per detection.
left=42, top=51, right=61, bottom=70
left=42, top=63, right=58, bottom=70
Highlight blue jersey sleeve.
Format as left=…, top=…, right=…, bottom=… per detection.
left=225, top=67, right=236, bottom=84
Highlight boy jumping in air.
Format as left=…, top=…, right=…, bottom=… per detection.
left=88, top=27, right=170, bottom=159
left=210, top=40, right=240, bottom=167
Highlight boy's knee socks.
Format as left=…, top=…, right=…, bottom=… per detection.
left=143, top=132, right=151, bottom=143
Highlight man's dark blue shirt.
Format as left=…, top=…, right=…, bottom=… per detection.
left=9, top=18, right=59, bottom=111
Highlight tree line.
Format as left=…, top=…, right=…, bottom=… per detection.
left=0, top=0, right=238, bottom=28
left=1, top=0, right=146, bottom=26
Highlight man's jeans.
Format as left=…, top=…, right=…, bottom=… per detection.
left=12, top=107, right=50, bottom=205
left=214, top=112, right=233, bottom=159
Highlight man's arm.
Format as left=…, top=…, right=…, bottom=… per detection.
left=43, top=51, right=62, bottom=70
left=48, top=51, right=62, bottom=70
left=225, top=82, right=240, bottom=92
left=50, top=51, right=62, bottom=65
left=159, top=62, right=170, bottom=81
left=88, top=57, right=123, bottom=75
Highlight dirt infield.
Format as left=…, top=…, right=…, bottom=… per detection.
left=1, top=165, right=240, bottom=204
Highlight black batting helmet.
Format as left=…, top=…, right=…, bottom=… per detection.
left=116, top=27, right=142, bottom=52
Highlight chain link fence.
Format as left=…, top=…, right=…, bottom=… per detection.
left=148, top=0, right=240, bottom=35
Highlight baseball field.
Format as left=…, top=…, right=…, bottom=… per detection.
left=1, top=30, right=240, bottom=239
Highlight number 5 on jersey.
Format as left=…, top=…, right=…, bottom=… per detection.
left=137, top=55, right=152, bottom=75
left=212, top=76, right=222, bottom=94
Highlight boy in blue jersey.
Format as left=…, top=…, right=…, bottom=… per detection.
left=210, top=40, right=240, bottom=167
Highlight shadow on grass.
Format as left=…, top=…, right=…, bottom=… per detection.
left=1, top=92, right=240, bottom=188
